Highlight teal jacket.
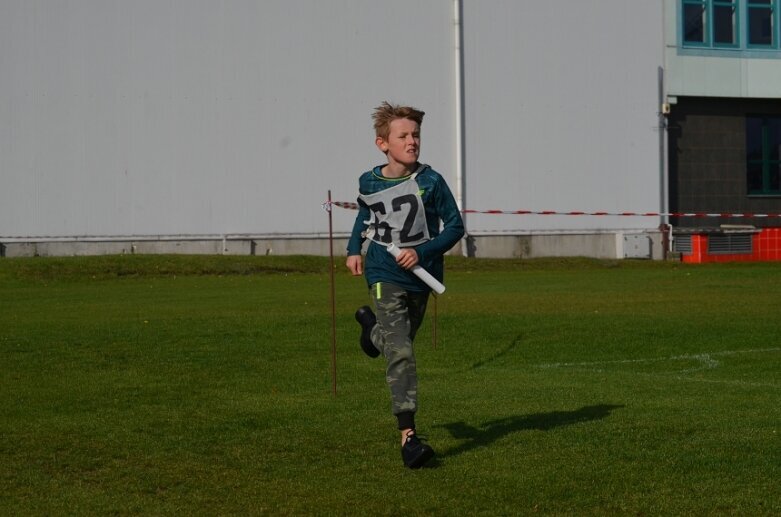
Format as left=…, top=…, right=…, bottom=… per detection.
left=347, top=164, right=465, bottom=292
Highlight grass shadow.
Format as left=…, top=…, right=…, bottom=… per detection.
left=435, top=404, right=624, bottom=459
left=469, top=334, right=523, bottom=370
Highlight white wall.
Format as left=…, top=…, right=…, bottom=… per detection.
left=1, top=1, right=664, bottom=242
left=0, top=0, right=455, bottom=238
left=462, top=0, right=665, bottom=234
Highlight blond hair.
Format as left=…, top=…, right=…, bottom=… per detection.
left=372, top=101, right=425, bottom=140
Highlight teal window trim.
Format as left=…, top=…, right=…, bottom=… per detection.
left=683, top=0, right=710, bottom=46
left=677, top=46, right=781, bottom=57
left=714, top=0, right=740, bottom=47
left=746, top=0, right=777, bottom=48
left=681, top=0, right=781, bottom=52
left=746, top=116, right=781, bottom=196
left=683, top=0, right=739, bottom=47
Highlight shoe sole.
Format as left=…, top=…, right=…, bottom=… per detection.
left=356, top=307, right=380, bottom=358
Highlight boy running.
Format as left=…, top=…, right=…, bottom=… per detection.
left=346, top=101, right=464, bottom=468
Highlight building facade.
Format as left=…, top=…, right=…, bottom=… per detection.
left=665, top=0, right=781, bottom=261
left=1, top=1, right=779, bottom=260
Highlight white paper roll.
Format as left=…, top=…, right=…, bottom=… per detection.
left=386, top=243, right=446, bottom=294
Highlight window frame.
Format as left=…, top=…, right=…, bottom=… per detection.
left=746, top=0, right=776, bottom=48
left=683, top=0, right=710, bottom=46
left=714, top=0, right=740, bottom=47
left=681, top=0, right=781, bottom=50
left=746, top=115, right=781, bottom=196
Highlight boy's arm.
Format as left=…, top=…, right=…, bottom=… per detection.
left=346, top=202, right=370, bottom=274
left=415, top=178, right=465, bottom=263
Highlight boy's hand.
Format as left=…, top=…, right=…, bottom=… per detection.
left=395, top=248, right=419, bottom=270
left=346, top=255, right=363, bottom=276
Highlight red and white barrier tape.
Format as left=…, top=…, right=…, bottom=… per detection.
left=324, top=201, right=781, bottom=218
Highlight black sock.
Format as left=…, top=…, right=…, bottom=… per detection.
left=396, top=411, right=415, bottom=431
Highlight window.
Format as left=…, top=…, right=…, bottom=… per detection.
left=746, top=116, right=781, bottom=195
left=747, top=0, right=774, bottom=46
left=682, top=0, right=781, bottom=49
left=683, top=0, right=738, bottom=47
left=715, top=1, right=739, bottom=44
left=684, top=0, right=708, bottom=44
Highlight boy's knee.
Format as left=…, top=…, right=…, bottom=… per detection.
left=387, top=342, right=414, bottom=363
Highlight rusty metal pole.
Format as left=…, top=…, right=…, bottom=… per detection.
left=432, top=294, right=438, bottom=350
left=327, top=191, right=337, bottom=396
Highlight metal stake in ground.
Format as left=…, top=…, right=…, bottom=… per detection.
left=326, top=190, right=337, bottom=396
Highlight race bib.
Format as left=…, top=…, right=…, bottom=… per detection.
left=359, top=173, right=430, bottom=247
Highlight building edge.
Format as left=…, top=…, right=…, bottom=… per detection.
left=0, top=230, right=665, bottom=260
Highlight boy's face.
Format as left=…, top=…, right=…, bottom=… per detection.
left=376, top=118, right=420, bottom=168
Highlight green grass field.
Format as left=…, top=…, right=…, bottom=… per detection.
left=1, top=255, right=779, bottom=515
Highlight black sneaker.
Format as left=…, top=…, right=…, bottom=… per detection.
left=355, top=306, right=380, bottom=358
left=401, top=431, right=434, bottom=469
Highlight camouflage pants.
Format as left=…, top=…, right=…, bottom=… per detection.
left=369, top=282, right=429, bottom=417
